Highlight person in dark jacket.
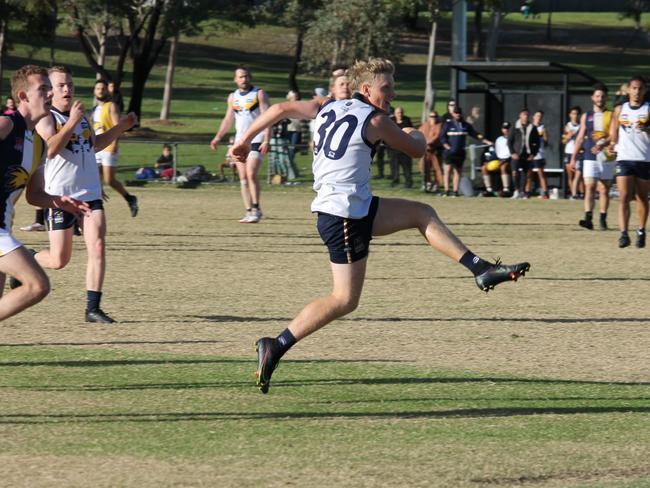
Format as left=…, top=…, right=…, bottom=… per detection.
left=440, top=106, right=491, bottom=196
left=507, top=108, right=540, bottom=199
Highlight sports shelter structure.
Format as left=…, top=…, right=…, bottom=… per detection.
left=437, top=61, right=601, bottom=191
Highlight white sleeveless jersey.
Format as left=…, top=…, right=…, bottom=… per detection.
left=311, top=95, right=378, bottom=218
left=564, top=121, right=580, bottom=155
left=43, top=108, right=102, bottom=201
left=231, top=87, right=264, bottom=144
left=617, top=102, right=650, bottom=162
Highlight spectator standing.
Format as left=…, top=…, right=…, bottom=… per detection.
left=107, top=81, right=124, bottom=113
left=507, top=108, right=540, bottom=199
left=389, top=107, right=413, bottom=188
left=3, top=96, right=16, bottom=115
left=440, top=106, right=491, bottom=197
left=563, top=106, right=584, bottom=199
left=418, top=111, right=443, bottom=192
left=532, top=110, right=550, bottom=199
left=284, top=90, right=302, bottom=180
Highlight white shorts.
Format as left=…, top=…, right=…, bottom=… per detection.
left=96, top=151, right=119, bottom=167
left=0, top=227, right=23, bottom=257
left=583, top=159, right=615, bottom=181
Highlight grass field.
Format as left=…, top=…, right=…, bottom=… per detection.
left=2, top=186, right=650, bottom=487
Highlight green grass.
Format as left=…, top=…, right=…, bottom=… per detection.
left=2, top=346, right=649, bottom=486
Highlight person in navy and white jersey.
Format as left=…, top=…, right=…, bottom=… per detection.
left=210, top=66, right=270, bottom=223
left=27, top=66, right=138, bottom=324
left=231, top=58, right=531, bottom=394
left=563, top=106, right=583, bottom=199
left=608, top=75, right=650, bottom=248
left=0, top=65, right=88, bottom=322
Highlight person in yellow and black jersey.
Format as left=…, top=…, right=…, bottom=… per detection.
left=93, top=79, right=138, bottom=217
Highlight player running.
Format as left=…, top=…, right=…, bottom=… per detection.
left=231, top=58, right=531, bottom=394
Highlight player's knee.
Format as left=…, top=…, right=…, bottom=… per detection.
left=24, top=274, right=50, bottom=301
left=240, top=178, right=249, bottom=187
left=89, top=238, right=106, bottom=258
left=335, top=294, right=360, bottom=315
left=49, top=253, right=71, bottom=270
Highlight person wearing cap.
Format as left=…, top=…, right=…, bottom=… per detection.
left=440, top=105, right=491, bottom=197
left=481, top=122, right=512, bottom=196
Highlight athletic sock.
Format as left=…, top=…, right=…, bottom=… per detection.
left=86, top=290, right=102, bottom=312
left=584, top=211, right=593, bottom=222
left=276, top=328, right=296, bottom=357
left=251, top=203, right=259, bottom=210
left=600, top=212, right=607, bottom=224
left=638, top=228, right=646, bottom=235
left=35, top=209, right=44, bottom=225
left=459, top=251, right=491, bottom=276
left=123, top=193, right=132, bottom=202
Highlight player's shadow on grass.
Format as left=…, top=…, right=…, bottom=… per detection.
left=2, top=404, right=650, bottom=425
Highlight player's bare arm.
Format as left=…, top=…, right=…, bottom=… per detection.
left=366, top=113, right=426, bottom=159
left=25, top=166, right=90, bottom=218
left=36, top=100, right=84, bottom=159
left=571, top=112, right=587, bottom=165
left=94, top=112, right=137, bottom=152
left=606, top=105, right=621, bottom=157
left=231, top=99, right=322, bottom=161
left=257, top=89, right=272, bottom=155
left=210, top=94, right=235, bottom=151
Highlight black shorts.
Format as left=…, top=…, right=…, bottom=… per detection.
left=251, top=142, right=261, bottom=153
left=533, top=158, right=546, bottom=169
left=316, top=196, right=379, bottom=264
left=513, top=157, right=531, bottom=172
left=616, top=160, right=650, bottom=180
left=45, top=199, right=104, bottom=231
left=444, top=151, right=465, bottom=168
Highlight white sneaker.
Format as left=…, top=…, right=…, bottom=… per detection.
left=239, top=212, right=252, bottom=223
left=20, top=222, right=46, bottom=232
left=510, top=190, right=521, bottom=199
left=247, top=213, right=260, bottom=223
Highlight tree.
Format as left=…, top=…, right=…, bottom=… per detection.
left=472, top=0, right=484, bottom=58
left=484, top=0, right=506, bottom=61
left=422, top=1, right=441, bottom=122
left=67, top=0, right=255, bottom=119
left=620, top=0, right=649, bottom=30
left=258, top=0, right=323, bottom=97
left=301, top=0, right=404, bottom=74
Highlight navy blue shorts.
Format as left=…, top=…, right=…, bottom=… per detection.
left=45, top=199, right=104, bottom=231
left=316, top=196, right=379, bottom=264
left=533, top=158, right=546, bottom=169
left=616, top=160, right=650, bottom=180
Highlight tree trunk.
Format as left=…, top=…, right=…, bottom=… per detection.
left=160, top=32, right=179, bottom=120
left=546, top=0, right=553, bottom=41
left=0, top=18, right=5, bottom=98
left=485, top=10, right=502, bottom=61
left=472, top=0, right=484, bottom=58
left=49, top=1, right=57, bottom=66
left=422, top=12, right=438, bottom=123
left=288, top=27, right=303, bottom=96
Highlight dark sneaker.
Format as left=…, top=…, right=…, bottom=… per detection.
left=475, top=260, right=531, bottom=292
left=619, top=233, right=631, bottom=248
left=618, top=234, right=630, bottom=248
left=636, top=230, right=646, bottom=249
left=85, top=309, right=116, bottom=324
left=126, top=195, right=139, bottom=218
left=579, top=219, right=593, bottom=230
left=255, top=337, right=281, bottom=394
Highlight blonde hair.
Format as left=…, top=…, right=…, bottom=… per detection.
left=348, top=58, right=395, bottom=92
left=11, top=65, right=48, bottom=102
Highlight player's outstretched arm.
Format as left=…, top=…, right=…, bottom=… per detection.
left=94, top=112, right=138, bottom=151
left=25, top=166, right=90, bottom=218
left=367, top=113, right=426, bottom=159
left=210, top=94, right=235, bottom=151
left=231, top=99, right=321, bottom=161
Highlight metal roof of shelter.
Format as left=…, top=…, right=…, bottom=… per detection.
left=437, top=61, right=599, bottom=88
